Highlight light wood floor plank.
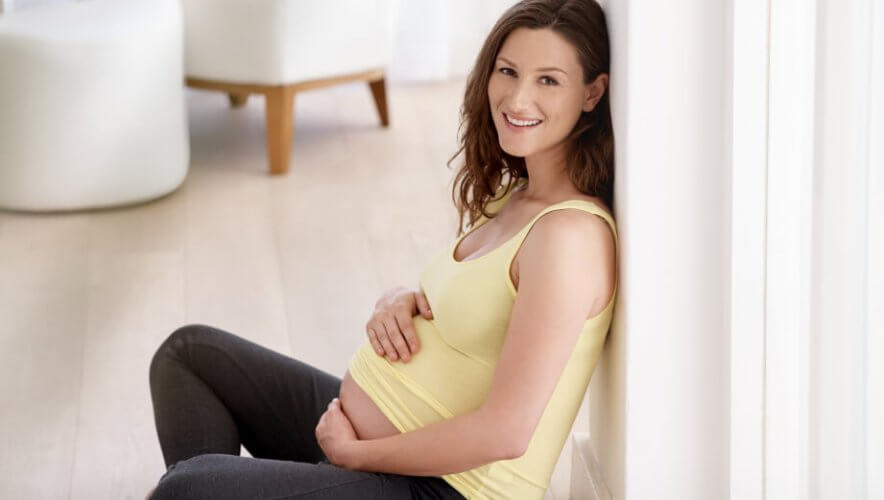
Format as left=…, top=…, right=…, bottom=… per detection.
left=70, top=250, right=185, bottom=499
left=0, top=214, right=90, bottom=499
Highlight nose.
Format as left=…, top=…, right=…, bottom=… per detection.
left=506, top=76, right=535, bottom=113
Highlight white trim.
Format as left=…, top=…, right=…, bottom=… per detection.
left=765, top=0, right=816, bottom=498
left=865, top=2, right=884, bottom=498
left=570, top=433, right=612, bottom=500
left=851, top=0, right=874, bottom=495
left=730, top=1, right=769, bottom=499
left=810, top=0, right=877, bottom=496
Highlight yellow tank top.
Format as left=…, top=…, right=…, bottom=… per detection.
left=347, top=178, right=618, bottom=499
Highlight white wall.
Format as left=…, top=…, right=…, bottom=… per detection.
left=0, top=0, right=516, bottom=82
left=387, top=0, right=518, bottom=82
left=1, top=0, right=69, bottom=13
left=586, top=0, right=884, bottom=499
left=589, top=0, right=732, bottom=498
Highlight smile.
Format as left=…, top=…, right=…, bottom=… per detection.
left=504, top=113, right=542, bottom=127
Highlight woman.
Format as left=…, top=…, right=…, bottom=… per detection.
left=147, top=0, right=616, bottom=498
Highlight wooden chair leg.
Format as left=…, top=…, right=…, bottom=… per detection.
left=228, top=92, right=249, bottom=108
left=368, top=77, right=390, bottom=127
left=264, top=86, right=295, bottom=175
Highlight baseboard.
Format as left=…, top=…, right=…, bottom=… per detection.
left=570, top=432, right=613, bottom=500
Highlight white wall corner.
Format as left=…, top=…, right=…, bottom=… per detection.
left=571, top=432, right=613, bottom=500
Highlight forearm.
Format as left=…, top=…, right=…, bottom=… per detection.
left=344, top=408, right=517, bottom=476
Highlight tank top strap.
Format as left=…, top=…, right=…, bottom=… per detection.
left=485, top=180, right=524, bottom=216
left=515, top=199, right=619, bottom=253
left=467, top=180, right=526, bottom=232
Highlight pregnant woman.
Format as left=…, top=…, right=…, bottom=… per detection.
left=147, top=0, right=616, bottom=498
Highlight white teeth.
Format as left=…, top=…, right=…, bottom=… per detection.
left=505, top=114, right=541, bottom=127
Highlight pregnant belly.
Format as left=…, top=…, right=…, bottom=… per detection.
left=339, top=370, right=401, bottom=440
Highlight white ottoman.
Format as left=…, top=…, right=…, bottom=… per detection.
left=0, top=0, right=189, bottom=212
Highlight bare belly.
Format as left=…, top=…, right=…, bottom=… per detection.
left=339, top=370, right=402, bottom=440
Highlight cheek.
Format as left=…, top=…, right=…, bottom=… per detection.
left=487, top=77, right=504, bottom=107
left=547, top=94, right=584, bottom=128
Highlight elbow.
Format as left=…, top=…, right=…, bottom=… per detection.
left=479, top=408, right=531, bottom=460
left=500, top=438, right=528, bottom=460
left=496, top=427, right=530, bottom=460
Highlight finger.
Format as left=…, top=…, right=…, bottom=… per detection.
left=366, top=328, right=386, bottom=357
left=415, top=291, right=433, bottom=319
left=393, top=311, right=420, bottom=354
left=369, top=321, right=395, bottom=358
left=376, top=322, right=399, bottom=361
left=381, top=317, right=410, bottom=361
left=381, top=317, right=411, bottom=362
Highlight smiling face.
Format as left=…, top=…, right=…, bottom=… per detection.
left=487, top=27, right=595, bottom=159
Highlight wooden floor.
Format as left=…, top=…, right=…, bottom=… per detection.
left=0, top=78, right=584, bottom=500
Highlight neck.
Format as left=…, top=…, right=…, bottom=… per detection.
left=518, top=144, right=574, bottom=203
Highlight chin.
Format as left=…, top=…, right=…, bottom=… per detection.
left=499, top=141, right=534, bottom=158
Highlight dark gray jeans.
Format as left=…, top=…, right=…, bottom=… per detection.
left=148, top=324, right=465, bottom=499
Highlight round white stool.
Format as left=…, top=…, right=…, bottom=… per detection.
left=0, top=0, right=189, bottom=212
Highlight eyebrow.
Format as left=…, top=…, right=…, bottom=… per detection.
left=497, top=56, right=568, bottom=75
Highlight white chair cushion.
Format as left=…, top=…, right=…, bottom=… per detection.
left=0, top=0, right=189, bottom=211
left=181, top=0, right=394, bottom=85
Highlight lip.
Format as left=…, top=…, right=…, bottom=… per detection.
left=504, top=112, right=541, bottom=121
left=502, top=112, right=542, bottom=132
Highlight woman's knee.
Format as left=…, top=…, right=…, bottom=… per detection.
left=149, top=324, right=213, bottom=383
left=149, top=454, right=219, bottom=500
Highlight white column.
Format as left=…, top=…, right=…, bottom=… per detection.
left=730, top=0, right=769, bottom=499
left=765, top=0, right=817, bottom=498
left=865, top=5, right=884, bottom=499
left=587, top=1, right=732, bottom=498
left=810, top=0, right=883, bottom=498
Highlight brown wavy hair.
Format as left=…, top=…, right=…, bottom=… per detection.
left=448, top=0, right=614, bottom=237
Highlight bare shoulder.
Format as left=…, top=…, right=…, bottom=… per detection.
left=529, top=208, right=615, bottom=256
left=516, top=209, right=617, bottom=317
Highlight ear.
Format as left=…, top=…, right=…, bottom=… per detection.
left=582, top=73, right=609, bottom=113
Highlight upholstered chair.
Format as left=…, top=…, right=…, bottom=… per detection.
left=180, top=0, right=394, bottom=175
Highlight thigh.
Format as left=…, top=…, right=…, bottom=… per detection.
left=151, top=454, right=416, bottom=500
left=156, top=324, right=342, bottom=463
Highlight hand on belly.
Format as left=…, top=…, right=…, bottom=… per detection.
left=339, top=370, right=401, bottom=440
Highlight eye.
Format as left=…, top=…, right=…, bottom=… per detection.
left=539, top=75, right=559, bottom=86
left=498, top=67, right=516, bottom=77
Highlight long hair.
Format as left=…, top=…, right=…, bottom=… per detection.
left=448, top=0, right=614, bottom=236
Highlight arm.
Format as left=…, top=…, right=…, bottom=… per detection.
left=343, top=406, right=516, bottom=476
left=343, top=210, right=616, bottom=475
